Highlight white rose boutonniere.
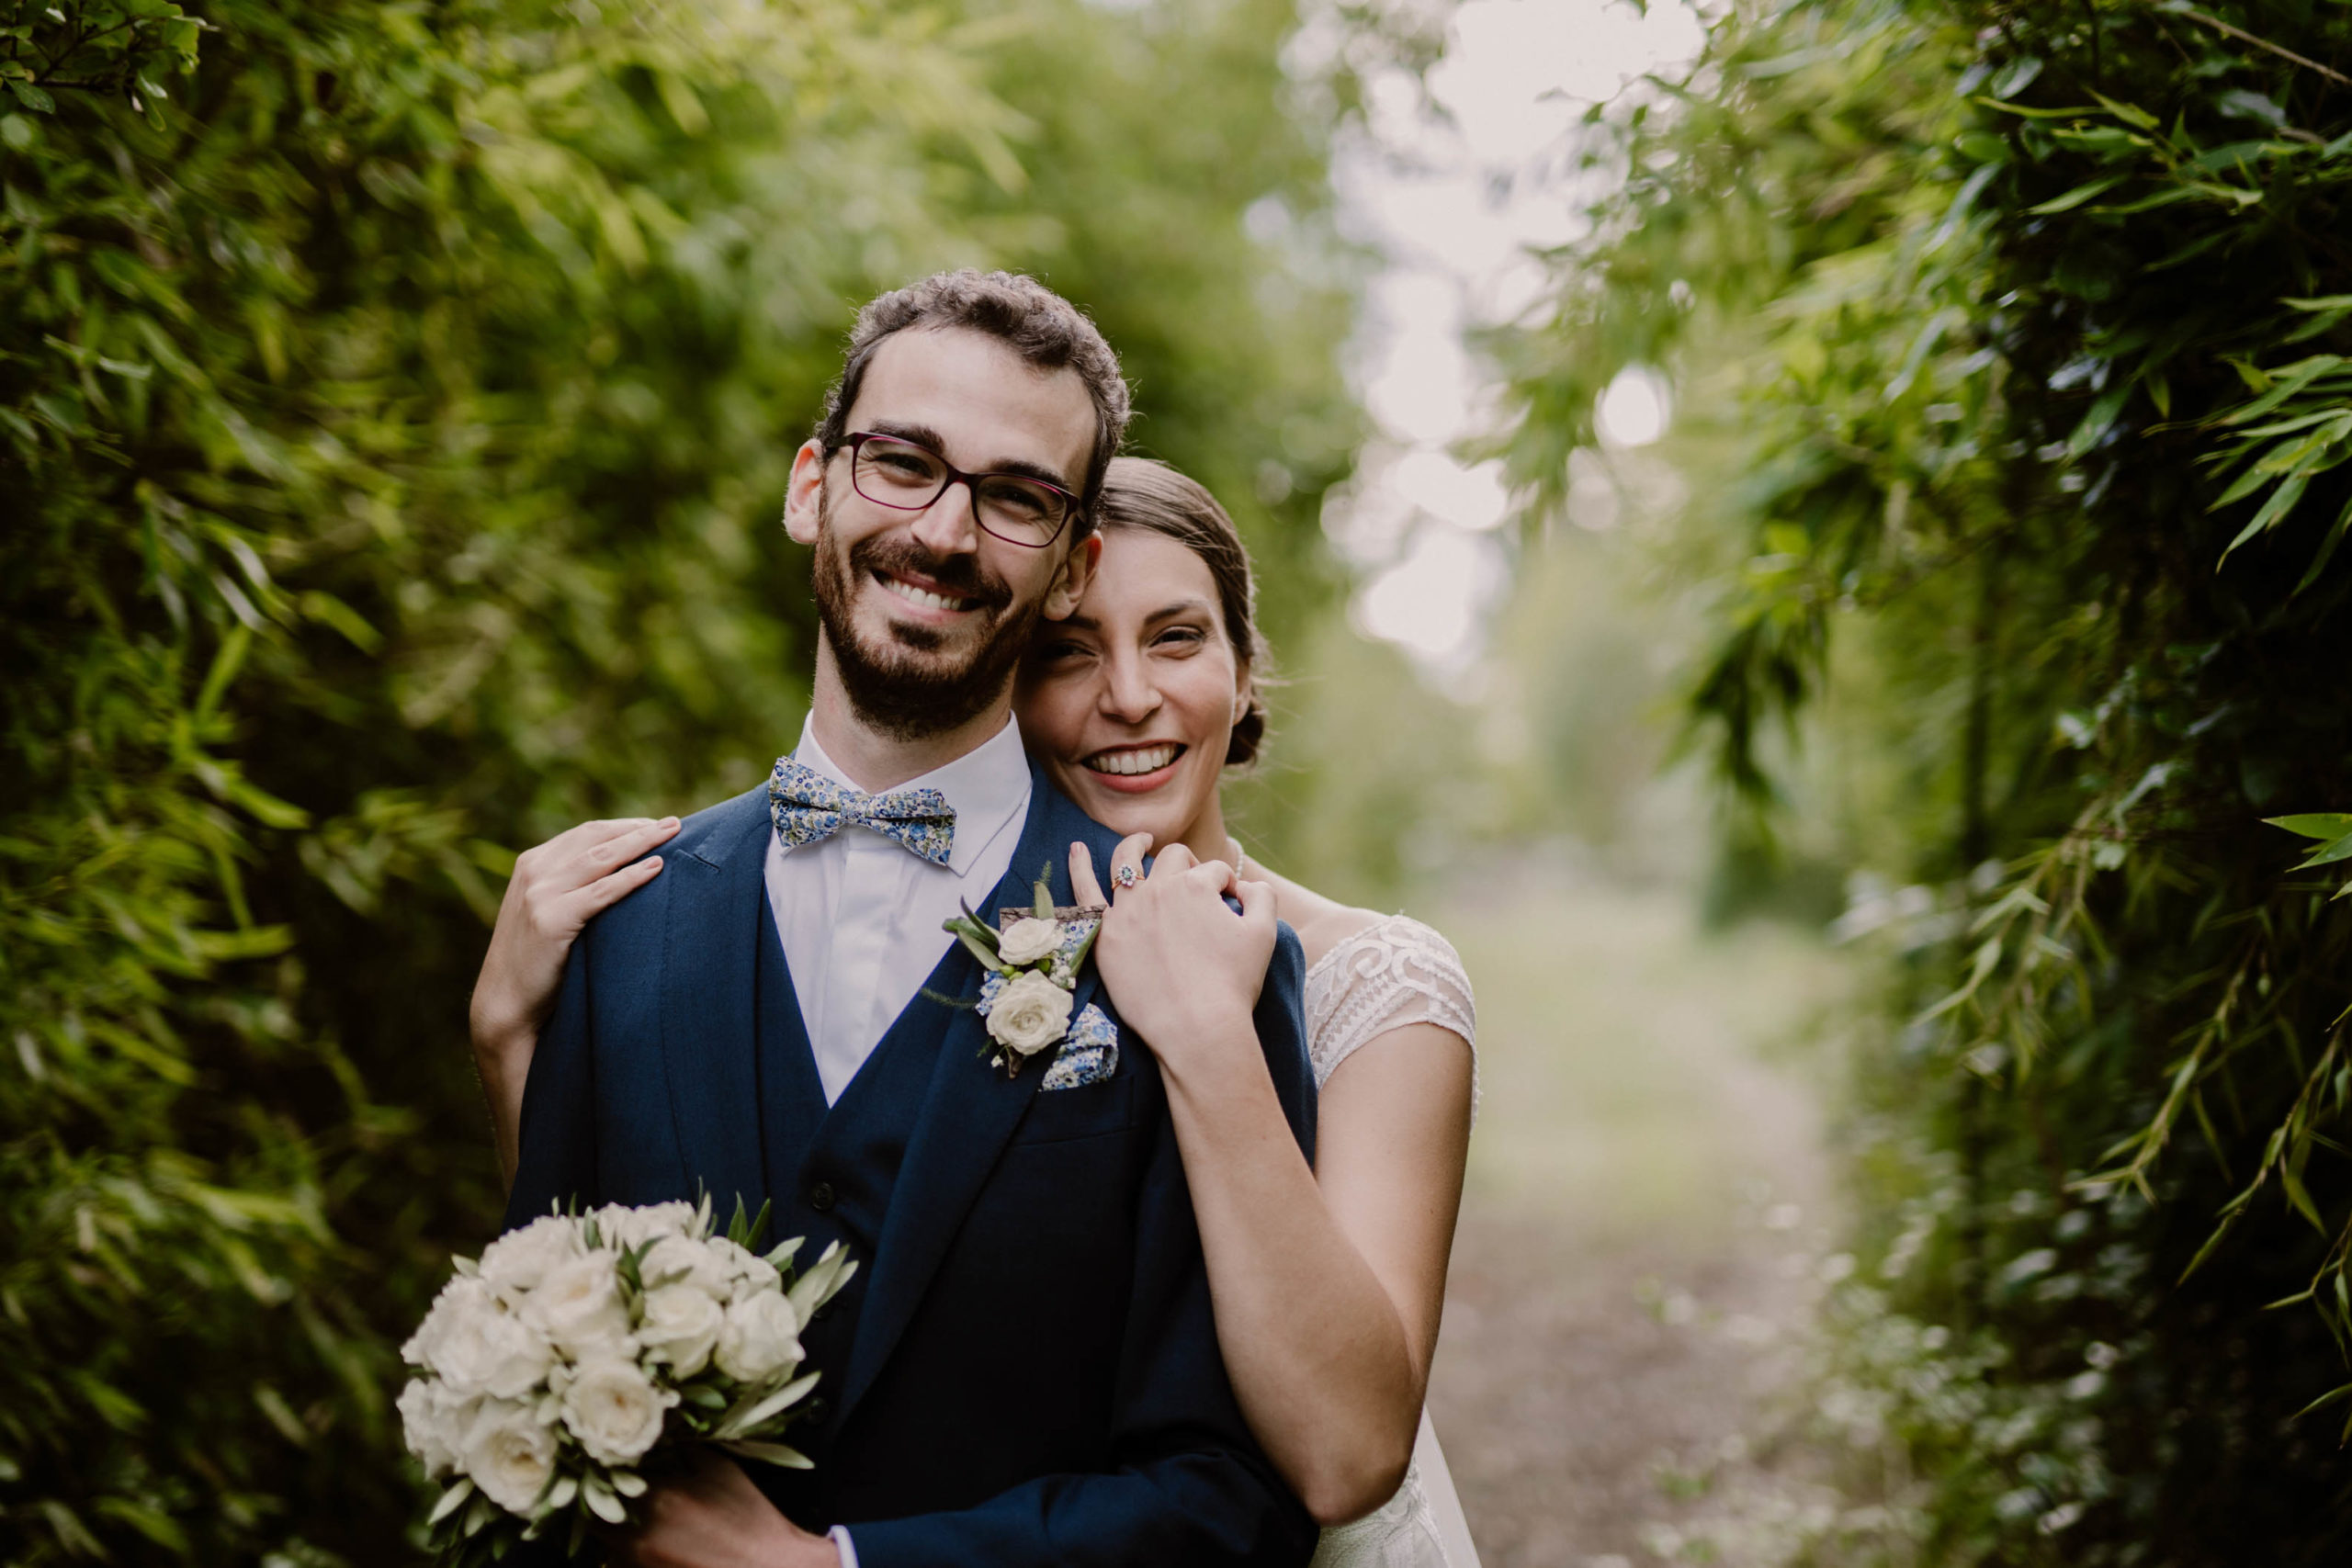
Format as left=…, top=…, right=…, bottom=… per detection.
left=986, top=970, right=1075, bottom=1064
left=940, top=863, right=1104, bottom=1077
left=995, top=916, right=1065, bottom=967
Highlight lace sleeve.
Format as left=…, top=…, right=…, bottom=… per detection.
left=1304, top=914, right=1479, bottom=1121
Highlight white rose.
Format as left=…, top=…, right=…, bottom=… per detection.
left=402, top=1276, right=497, bottom=1374
left=985, top=969, right=1074, bottom=1058
left=434, top=1298, right=556, bottom=1400
left=638, top=1235, right=730, bottom=1299
left=560, top=1357, right=678, bottom=1466
left=460, top=1397, right=560, bottom=1516
left=593, top=1201, right=697, bottom=1254
left=995, top=917, right=1064, bottom=968
left=706, top=1237, right=783, bottom=1303
left=637, top=1283, right=725, bottom=1377
left=398, top=1378, right=478, bottom=1480
left=479, top=1215, right=582, bottom=1296
left=714, top=1290, right=803, bottom=1384
left=523, top=1251, right=635, bottom=1359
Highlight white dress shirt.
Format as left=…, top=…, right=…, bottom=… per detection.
left=764, top=714, right=1033, bottom=1105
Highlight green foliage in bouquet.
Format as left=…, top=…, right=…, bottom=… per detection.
left=0, top=0, right=1374, bottom=1559
left=1492, top=0, right=2352, bottom=1561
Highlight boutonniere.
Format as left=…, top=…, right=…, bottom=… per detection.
left=939, top=863, right=1103, bottom=1078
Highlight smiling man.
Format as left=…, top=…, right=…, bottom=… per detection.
left=501, top=271, right=1319, bottom=1568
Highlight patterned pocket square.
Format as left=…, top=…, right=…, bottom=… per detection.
left=1040, top=1004, right=1120, bottom=1091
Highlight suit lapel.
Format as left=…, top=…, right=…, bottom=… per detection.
left=833, top=769, right=1091, bottom=1428
left=660, top=785, right=772, bottom=1224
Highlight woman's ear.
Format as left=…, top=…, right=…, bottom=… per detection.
left=1232, top=660, right=1254, bottom=724
left=1042, top=531, right=1102, bottom=621
left=782, top=439, right=828, bottom=546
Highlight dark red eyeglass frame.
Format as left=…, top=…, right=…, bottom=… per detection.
left=838, top=431, right=1082, bottom=548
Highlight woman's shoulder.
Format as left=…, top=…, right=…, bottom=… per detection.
left=1278, top=892, right=1460, bottom=979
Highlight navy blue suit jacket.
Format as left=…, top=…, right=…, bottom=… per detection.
left=503, top=763, right=1319, bottom=1567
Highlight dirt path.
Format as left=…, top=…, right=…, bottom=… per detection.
left=1420, top=874, right=1854, bottom=1567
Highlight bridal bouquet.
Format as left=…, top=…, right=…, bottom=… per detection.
left=399, top=1196, right=854, bottom=1562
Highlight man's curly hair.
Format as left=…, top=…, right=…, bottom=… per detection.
left=814, top=270, right=1132, bottom=533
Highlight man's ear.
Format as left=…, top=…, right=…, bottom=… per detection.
left=1041, top=531, right=1102, bottom=622
left=783, top=439, right=829, bottom=546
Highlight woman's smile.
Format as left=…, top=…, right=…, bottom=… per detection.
left=1083, top=741, right=1189, bottom=788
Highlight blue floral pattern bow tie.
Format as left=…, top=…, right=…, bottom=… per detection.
left=767, top=755, right=956, bottom=866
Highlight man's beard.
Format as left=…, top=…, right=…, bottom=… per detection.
left=810, top=485, right=1041, bottom=740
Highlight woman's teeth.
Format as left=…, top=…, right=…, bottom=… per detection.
left=1086, top=744, right=1182, bottom=777
left=878, top=575, right=972, bottom=613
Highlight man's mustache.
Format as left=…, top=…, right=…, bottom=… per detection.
left=848, top=534, right=1015, bottom=612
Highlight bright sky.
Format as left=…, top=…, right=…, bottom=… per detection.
left=1322, top=0, right=1704, bottom=674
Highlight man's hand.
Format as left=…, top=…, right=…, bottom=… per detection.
left=605, top=1451, right=841, bottom=1568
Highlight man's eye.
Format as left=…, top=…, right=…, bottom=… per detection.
left=983, top=482, right=1052, bottom=520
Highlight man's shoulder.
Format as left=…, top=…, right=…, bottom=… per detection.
left=1029, top=773, right=1125, bottom=860
left=667, top=781, right=773, bottom=867
left=576, top=784, right=766, bottom=956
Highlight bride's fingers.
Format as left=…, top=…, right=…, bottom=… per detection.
left=535, top=816, right=660, bottom=866
left=564, top=818, right=679, bottom=886
left=565, top=852, right=666, bottom=920
left=515, top=818, right=667, bottom=897
left=1184, top=856, right=1238, bottom=898
left=1068, top=841, right=1108, bottom=908
left=1148, top=841, right=1198, bottom=878
left=1106, top=831, right=1154, bottom=895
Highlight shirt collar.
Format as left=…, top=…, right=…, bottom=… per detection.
left=791, top=714, right=1032, bottom=878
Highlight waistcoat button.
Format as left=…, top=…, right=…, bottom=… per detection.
left=808, top=1180, right=837, bottom=1213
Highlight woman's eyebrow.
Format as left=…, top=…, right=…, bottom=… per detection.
left=1054, top=598, right=1214, bottom=636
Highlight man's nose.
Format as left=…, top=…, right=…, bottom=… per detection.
left=1100, top=650, right=1161, bottom=723
left=909, top=478, right=983, bottom=558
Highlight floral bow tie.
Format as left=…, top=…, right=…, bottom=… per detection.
left=767, top=756, right=956, bottom=866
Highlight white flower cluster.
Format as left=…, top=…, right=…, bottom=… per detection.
left=399, top=1199, right=854, bottom=1554
left=970, top=912, right=1100, bottom=1073
left=945, top=876, right=1102, bottom=1078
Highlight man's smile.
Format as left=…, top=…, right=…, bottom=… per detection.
left=874, top=568, right=983, bottom=618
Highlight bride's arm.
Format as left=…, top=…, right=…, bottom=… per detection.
left=471, top=816, right=678, bottom=1185
left=1075, top=841, right=1474, bottom=1526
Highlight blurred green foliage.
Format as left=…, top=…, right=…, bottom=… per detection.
left=1494, top=0, right=2352, bottom=1561
left=0, top=0, right=1374, bottom=1557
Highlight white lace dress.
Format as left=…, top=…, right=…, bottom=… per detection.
left=1303, top=915, right=1482, bottom=1568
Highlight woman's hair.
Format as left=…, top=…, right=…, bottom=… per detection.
left=1092, top=456, right=1272, bottom=766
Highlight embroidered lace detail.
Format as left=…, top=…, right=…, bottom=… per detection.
left=1304, top=914, right=1478, bottom=1122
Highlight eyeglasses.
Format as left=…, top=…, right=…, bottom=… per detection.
left=838, top=432, right=1081, bottom=549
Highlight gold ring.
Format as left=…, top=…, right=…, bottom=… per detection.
left=1114, top=864, right=1139, bottom=890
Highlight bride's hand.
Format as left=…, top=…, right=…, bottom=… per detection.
left=473, top=817, right=679, bottom=1054
left=1069, top=838, right=1276, bottom=1077
left=471, top=817, right=677, bottom=1138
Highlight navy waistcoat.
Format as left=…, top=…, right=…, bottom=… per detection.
left=750, top=893, right=967, bottom=1518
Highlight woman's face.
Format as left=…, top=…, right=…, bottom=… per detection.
left=1015, top=527, right=1246, bottom=850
